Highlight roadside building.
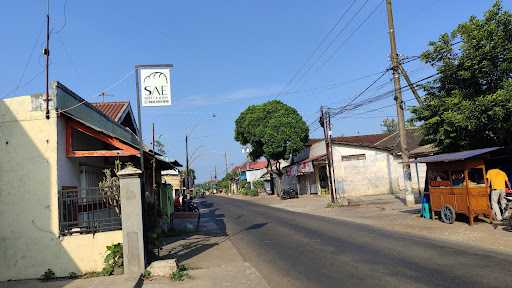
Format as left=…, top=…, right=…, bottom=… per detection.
left=0, top=81, right=178, bottom=281
left=289, top=129, right=432, bottom=199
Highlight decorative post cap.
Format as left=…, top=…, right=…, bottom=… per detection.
left=117, top=166, right=142, bottom=178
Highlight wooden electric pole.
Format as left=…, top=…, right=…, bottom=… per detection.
left=320, top=106, right=336, bottom=204
left=386, top=0, right=414, bottom=206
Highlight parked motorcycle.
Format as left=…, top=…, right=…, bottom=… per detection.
left=280, top=186, right=298, bottom=200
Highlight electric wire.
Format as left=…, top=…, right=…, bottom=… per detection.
left=274, top=0, right=358, bottom=99
left=284, top=0, right=376, bottom=94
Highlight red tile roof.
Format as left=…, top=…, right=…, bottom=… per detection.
left=233, top=160, right=268, bottom=172
left=91, top=101, right=129, bottom=122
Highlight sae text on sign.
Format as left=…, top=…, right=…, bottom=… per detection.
left=138, top=66, right=172, bottom=106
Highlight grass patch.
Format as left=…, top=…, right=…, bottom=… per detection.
left=170, top=264, right=190, bottom=282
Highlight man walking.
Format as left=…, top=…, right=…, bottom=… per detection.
left=486, top=168, right=510, bottom=222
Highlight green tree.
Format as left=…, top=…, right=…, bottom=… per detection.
left=154, top=135, right=166, bottom=156
left=234, top=100, right=309, bottom=175
left=381, top=118, right=398, bottom=133
left=411, top=1, right=512, bottom=152
left=381, top=118, right=416, bottom=134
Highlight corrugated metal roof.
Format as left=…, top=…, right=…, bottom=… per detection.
left=414, top=147, right=502, bottom=163
left=91, top=102, right=129, bottom=122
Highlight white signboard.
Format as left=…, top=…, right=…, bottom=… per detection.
left=139, top=67, right=172, bottom=106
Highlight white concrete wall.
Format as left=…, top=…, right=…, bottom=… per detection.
left=246, top=168, right=266, bottom=185
left=309, top=141, right=326, bottom=158
left=331, top=144, right=426, bottom=197
left=0, top=96, right=122, bottom=281
left=57, top=117, right=80, bottom=188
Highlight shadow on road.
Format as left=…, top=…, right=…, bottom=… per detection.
left=157, top=197, right=268, bottom=264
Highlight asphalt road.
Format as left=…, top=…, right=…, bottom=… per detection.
left=209, top=196, right=512, bottom=288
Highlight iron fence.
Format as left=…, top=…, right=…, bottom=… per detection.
left=59, top=187, right=122, bottom=235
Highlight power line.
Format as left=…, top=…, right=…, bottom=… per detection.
left=2, top=24, right=45, bottom=99
left=285, top=0, right=375, bottom=94
left=274, top=0, right=358, bottom=99
left=53, top=0, right=68, bottom=35
left=330, top=72, right=439, bottom=118
left=57, top=70, right=135, bottom=114
left=315, top=0, right=385, bottom=73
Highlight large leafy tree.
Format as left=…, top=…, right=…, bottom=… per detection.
left=235, top=100, right=309, bottom=174
left=411, top=1, right=512, bottom=152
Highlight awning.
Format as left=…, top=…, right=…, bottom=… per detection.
left=413, top=147, right=502, bottom=163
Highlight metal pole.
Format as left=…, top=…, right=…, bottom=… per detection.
left=321, top=106, right=335, bottom=203
left=185, top=135, right=189, bottom=191
left=44, top=7, right=50, bottom=120
left=152, top=123, right=156, bottom=190
left=135, top=67, right=145, bottom=179
left=386, top=0, right=414, bottom=206
left=225, top=152, right=228, bottom=177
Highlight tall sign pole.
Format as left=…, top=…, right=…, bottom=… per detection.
left=385, top=0, right=414, bottom=206
left=135, top=64, right=173, bottom=191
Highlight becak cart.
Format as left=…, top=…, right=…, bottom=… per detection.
left=415, top=147, right=503, bottom=225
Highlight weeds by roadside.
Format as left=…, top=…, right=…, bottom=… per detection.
left=40, top=269, right=56, bottom=281
left=325, top=202, right=345, bottom=208
left=170, top=264, right=190, bottom=281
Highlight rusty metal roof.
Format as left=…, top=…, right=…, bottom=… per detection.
left=91, top=101, right=129, bottom=122
left=332, top=133, right=390, bottom=146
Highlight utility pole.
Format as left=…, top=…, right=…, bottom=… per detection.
left=320, top=106, right=336, bottom=204
left=386, top=0, right=414, bottom=206
left=214, top=165, right=217, bottom=181
left=224, top=152, right=228, bottom=177
left=44, top=1, right=50, bottom=120
left=185, top=135, right=189, bottom=191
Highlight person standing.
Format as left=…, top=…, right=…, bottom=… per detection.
left=486, top=168, right=510, bottom=222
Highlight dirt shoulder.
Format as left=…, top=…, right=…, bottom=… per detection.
left=219, top=194, right=512, bottom=255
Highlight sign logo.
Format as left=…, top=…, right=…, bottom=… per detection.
left=139, top=67, right=172, bottom=106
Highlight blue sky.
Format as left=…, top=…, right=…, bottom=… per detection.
left=1, top=1, right=508, bottom=182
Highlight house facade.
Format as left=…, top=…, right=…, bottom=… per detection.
left=0, top=81, right=176, bottom=281
left=289, top=130, right=430, bottom=199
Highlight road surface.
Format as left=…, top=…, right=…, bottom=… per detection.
left=209, top=196, right=512, bottom=288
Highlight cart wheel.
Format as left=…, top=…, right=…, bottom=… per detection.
left=440, top=205, right=456, bottom=224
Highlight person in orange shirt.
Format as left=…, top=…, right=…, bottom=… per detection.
left=486, top=168, right=510, bottom=222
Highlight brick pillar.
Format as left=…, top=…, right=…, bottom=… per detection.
left=118, top=167, right=145, bottom=276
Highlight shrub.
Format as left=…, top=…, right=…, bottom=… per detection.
left=171, top=264, right=190, bottom=281
left=102, top=243, right=123, bottom=276
left=40, top=269, right=56, bottom=281
left=248, top=189, right=259, bottom=197
left=68, top=272, right=78, bottom=279
left=143, top=269, right=152, bottom=279
left=253, top=180, right=264, bottom=193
